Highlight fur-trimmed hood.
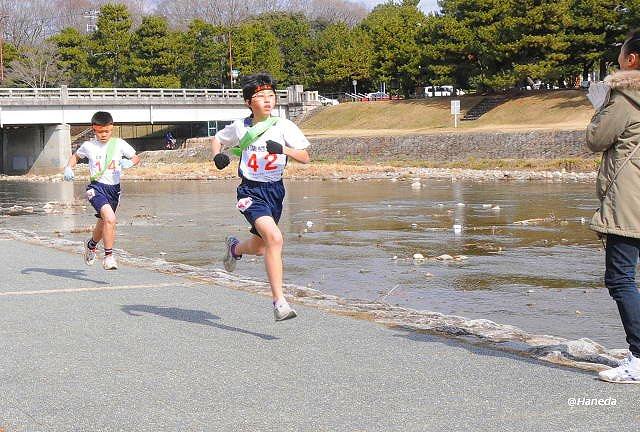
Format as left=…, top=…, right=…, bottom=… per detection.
left=604, top=69, right=640, bottom=90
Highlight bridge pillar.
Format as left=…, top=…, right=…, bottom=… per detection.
left=286, top=85, right=322, bottom=122
left=29, top=124, right=71, bottom=175
left=1, top=126, right=42, bottom=174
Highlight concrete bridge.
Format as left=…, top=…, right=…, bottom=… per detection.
left=0, top=85, right=320, bottom=175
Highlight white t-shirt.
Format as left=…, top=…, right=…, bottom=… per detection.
left=76, top=138, right=136, bottom=185
left=215, top=116, right=310, bottom=182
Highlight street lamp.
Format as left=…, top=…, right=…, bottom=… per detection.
left=231, top=69, right=239, bottom=87
left=352, top=79, right=357, bottom=95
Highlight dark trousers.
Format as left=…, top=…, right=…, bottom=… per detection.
left=605, top=234, right=640, bottom=357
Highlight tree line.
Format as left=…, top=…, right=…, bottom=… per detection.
left=3, top=0, right=639, bottom=95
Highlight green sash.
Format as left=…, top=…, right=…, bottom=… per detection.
left=231, top=117, right=279, bottom=157
left=90, top=138, right=117, bottom=182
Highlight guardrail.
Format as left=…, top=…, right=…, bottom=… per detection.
left=0, top=87, right=289, bottom=102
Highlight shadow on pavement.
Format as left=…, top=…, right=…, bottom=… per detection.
left=393, top=330, right=594, bottom=377
left=21, top=267, right=108, bottom=285
left=120, top=304, right=278, bottom=341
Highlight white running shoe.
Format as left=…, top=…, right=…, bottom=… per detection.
left=274, top=301, right=297, bottom=322
left=84, top=240, right=97, bottom=266
left=102, top=254, right=118, bottom=270
left=223, top=236, right=241, bottom=272
left=598, top=353, right=640, bottom=383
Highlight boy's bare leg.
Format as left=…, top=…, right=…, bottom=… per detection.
left=91, top=219, right=104, bottom=244
left=235, top=234, right=265, bottom=257
left=99, top=204, right=117, bottom=250
left=246, top=216, right=284, bottom=301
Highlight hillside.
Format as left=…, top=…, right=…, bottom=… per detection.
left=300, top=91, right=594, bottom=137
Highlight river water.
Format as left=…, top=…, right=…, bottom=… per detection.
left=0, top=178, right=626, bottom=348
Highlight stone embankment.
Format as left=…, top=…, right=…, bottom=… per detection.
left=181, top=129, right=590, bottom=162
left=307, top=129, right=589, bottom=161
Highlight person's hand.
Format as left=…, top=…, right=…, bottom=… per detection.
left=587, top=82, right=611, bottom=110
left=63, top=166, right=74, bottom=181
left=213, top=153, right=230, bottom=170
left=120, top=159, right=134, bottom=169
left=266, top=140, right=283, bottom=154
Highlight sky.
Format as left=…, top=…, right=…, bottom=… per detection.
left=360, top=0, right=440, bottom=14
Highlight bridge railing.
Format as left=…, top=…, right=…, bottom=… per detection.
left=0, top=87, right=289, bottom=103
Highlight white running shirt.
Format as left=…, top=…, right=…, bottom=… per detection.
left=76, top=138, right=136, bottom=185
left=215, top=117, right=310, bottom=182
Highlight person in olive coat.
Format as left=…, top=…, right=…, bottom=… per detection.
left=587, top=29, right=640, bottom=383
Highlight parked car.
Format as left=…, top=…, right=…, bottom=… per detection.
left=366, top=92, right=390, bottom=100
left=319, top=95, right=339, bottom=106
left=425, top=85, right=465, bottom=97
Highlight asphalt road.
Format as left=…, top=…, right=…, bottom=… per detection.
left=1, top=238, right=638, bottom=431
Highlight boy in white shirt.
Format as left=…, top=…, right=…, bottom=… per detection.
left=63, top=111, right=140, bottom=270
left=211, top=73, right=311, bottom=321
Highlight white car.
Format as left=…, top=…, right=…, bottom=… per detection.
left=366, top=92, right=389, bottom=99
left=319, top=95, right=339, bottom=106
left=425, top=85, right=465, bottom=97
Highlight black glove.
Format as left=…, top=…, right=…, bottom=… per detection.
left=266, top=140, right=283, bottom=154
left=213, top=153, right=230, bottom=170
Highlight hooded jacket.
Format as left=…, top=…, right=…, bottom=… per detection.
left=587, top=69, right=640, bottom=238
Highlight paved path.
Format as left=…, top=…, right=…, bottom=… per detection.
left=1, top=239, right=638, bottom=431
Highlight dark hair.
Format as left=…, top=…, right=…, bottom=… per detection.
left=623, top=29, right=640, bottom=56
left=241, top=73, right=277, bottom=101
left=91, top=111, right=113, bottom=126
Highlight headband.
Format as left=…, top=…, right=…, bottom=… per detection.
left=253, top=84, right=274, bottom=95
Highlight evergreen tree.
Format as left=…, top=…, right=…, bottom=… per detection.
left=130, top=16, right=181, bottom=87
left=231, top=21, right=285, bottom=83
left=89, top=4, right=134, bottom=87
left=311, top=23, right=372, bottom=92
left=359, top=0, right=428, bottom=96
left=177, top=19, right=226, bottom=88
left=50, top=28, right=93, bottom=86
left=255, top=12, right=314, bottom=87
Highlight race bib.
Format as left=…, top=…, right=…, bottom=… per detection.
left=237, top=197, right=253, bottom=212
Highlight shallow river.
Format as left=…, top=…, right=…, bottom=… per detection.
left=0, top=178, right=627, bottom=348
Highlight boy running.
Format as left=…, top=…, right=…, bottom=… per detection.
left=63, top=111, right=140, bottom=270
left=211, top=73, right=311, bottom=321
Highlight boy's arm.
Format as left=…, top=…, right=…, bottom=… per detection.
left=211, top=135, right=223, bottom=155
left=63, top=153, right=79, bottom=180
left=211, top=136, right=230, bottom=170
left=120, top=141, right=140, bottom=168
left=272, top=120, right=310, bottom=164
left=266, top=140, right=310, bottom=164
left=283, top=146, right=310, bottom=164
left=66, top=153, right=79, bottom=168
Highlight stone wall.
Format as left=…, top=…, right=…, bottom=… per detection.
left=307, top=129, right=591, bottom=161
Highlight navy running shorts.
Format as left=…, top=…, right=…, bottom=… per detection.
left=86, top=182, right=121, bottom=218
left=236, top=178, right=285, bottom=236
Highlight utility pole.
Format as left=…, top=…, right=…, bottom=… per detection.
left=0, top=14, right=8, bottom=83
left=228, top=30, right=233, bottom=88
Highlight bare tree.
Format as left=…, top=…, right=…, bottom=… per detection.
left=156, top=0, right=261, bottom=27
left=6, top=42, right=65, bottom=87
left=0, top=0, right=155, bottom=48
left=156, top=0, right=368, bottom=28
left=283, top=0, right=368, bottom=25
left=0, top=0, right=53, bottom=49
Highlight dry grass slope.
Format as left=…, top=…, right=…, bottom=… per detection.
left=301, top=91, right=594, bottom=136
